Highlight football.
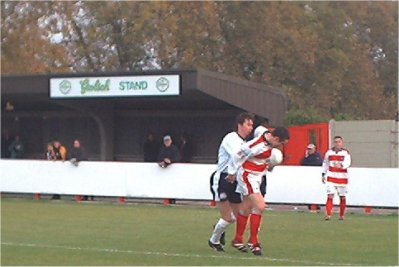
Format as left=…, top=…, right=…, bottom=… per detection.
left=269, top=148, right=283, bottom=166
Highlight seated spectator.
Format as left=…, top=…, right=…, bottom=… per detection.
left=158, top=135, right=181, bottom=168
left=300, top=144, right=323, bottom=166
left=8, top=135, right=24, bottom=159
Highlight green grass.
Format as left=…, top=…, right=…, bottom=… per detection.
left=1, top=198, right=398, bottom=266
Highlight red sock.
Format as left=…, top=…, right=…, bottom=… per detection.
left=234, top=213, right=248, bottom=243
left=249, top=213, right=262, bottom=245
left=326, top=197, right=333, bottom=216
left=339, top=197, right=346, bottom=217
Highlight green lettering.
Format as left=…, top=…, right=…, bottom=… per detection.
left=80, top=79, right=110, bottom=94
left=119, top=81, right=126, bottom=90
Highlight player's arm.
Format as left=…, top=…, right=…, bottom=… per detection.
left=341, top=152, right=351, bottom=169
left=226, top=142, right=253, bottom=182
left=321, top=151, right=329, bottom=183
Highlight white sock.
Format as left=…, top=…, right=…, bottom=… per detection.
left=210, top=218, right=231, bottom=244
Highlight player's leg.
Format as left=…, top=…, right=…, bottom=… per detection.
left=209, top=173, right=236, bottom=251
left=209, top=201, right=233, bottom=251
left=232, top=195, right=251, bottom=252
left=337, top=186, right=348, bottom=220
left=325, top=183, right=335, bottom=220
left=232, top=171, right=264, bottom=254
left=247, top=192, right=266, bottom=256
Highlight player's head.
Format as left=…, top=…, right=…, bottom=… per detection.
left=267, top=126, right=290, bottom=148
left=333, top=136, right=344, bottom=150
left=236, top=112, right=255, bottom=139
left=256, top=116, right=270, bottom=128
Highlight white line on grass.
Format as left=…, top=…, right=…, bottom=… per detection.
left=1, top=241, right=359, bottom=266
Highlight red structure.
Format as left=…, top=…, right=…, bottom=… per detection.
left=283, top=123, right=329, bottom=165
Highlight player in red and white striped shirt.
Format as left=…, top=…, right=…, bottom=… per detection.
left=226, top=127, right=290, bottom=256
left=322, top=136, right=351, bottom=220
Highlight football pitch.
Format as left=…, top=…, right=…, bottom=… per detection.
left=1, top=198, right=398, bottom=266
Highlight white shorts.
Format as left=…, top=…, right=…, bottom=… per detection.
left=326, top=182, right=348, bottom=197
left=235, top=168, right=263, bottom=196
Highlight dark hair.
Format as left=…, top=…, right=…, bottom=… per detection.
left=235, top=112, right=255, bottom=126
left=334, top=136, right=343, bottom=140
left=271, top=127, right=290, bottom=142
left=255, top=116, right=270, bottom=127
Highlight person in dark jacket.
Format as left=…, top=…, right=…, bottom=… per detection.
left=300, top=144, right=323, bottom=166
left=157, top=135, right=181, bottom=168
left=69, top=140, right=91, bottom=201
left=69, top=139, right=87, bottom=165
left=300, top=143, right=323, bottom=211
left=158, top=135, right=181, bottom=204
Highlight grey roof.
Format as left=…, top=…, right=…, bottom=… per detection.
left=1, top=69, right=287, bottom=125
left=195, top=69, right=287, bottom=125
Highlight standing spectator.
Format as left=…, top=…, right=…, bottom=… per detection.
left=157, top=135, right=180, bottom=204
left=322, top=136, right=351, bottom=221
left=69, top=139, right=91, bottom=201
left=69, top=139, right=88, bottom=165
left=53, top=140, right=67, bottom=161
left=157, top=135, right=181, bottom=168
left=301, top=143, right=323, bottom=211
left=208, top=112, right=254, bottom=252
left=45, top=142, right=59, bottom=200
left=1, top=129, right=12, bottom=158
left=300, top=143, right=323, bottom=166
left=51, top=140, right=67, bottom=200
left=8, top=135, right=24, bottom=159
left=228, top=127, right=290, bottom=256
left=143, top=133, right=160, bottom=162
left=179, top=134, right=194, bottom=163
left=45, top=142, right=56, bottom=160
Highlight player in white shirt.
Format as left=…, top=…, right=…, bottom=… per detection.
left=208, top=112, right=255, bottom=252
left=322, top=135, right=351, bottom=220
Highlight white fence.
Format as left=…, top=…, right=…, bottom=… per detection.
left=1, top=159, right=398, bottom=207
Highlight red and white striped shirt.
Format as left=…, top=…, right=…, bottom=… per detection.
left=322, top=148, right=351, bottom=185
left=228, top=134, right=272, bottom=175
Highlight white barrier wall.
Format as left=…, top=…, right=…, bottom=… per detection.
left=1, top=159, right=398, bottom=207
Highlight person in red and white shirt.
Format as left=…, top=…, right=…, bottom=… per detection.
left=322, top=135, right=351, bottom=221
left=226, top=127, right=290, bottom=256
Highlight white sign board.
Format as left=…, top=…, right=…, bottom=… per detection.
left=50, top=75, right=180, bottom=98
left=1, top=160, right=398, bottom=207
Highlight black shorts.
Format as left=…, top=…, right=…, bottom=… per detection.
left=260, top=175, right=267, bottom=197
left=210, top=171, right=242, bottom=204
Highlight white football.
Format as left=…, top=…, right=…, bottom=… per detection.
left=269, top=148, right=283, bottom=166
